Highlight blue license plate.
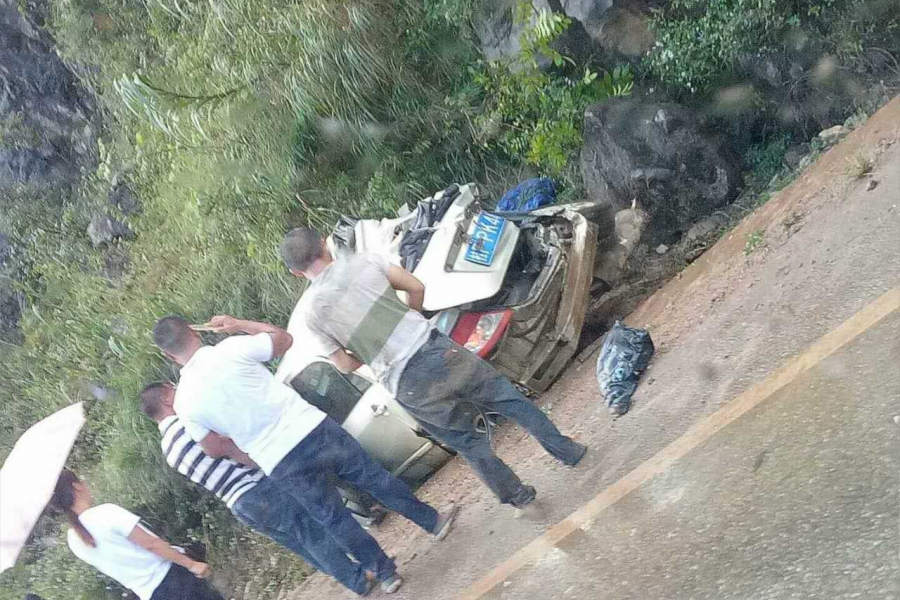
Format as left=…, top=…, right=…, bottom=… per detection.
left=465, top=212, right=506, bottom=266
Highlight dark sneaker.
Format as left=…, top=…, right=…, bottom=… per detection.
left=509, top=485, right=537, bottom=508
left=564, top=442, right=588, bottom=467
left=432, top=506, right=460, bottom=540
left=381, top=574, right=403, bottom=594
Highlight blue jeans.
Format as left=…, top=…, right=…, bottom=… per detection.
left=396, top=333, right=584, bottom=505
left=231, top=478, right=369, bottom=595
left=269, top=418, right=440, bottom=582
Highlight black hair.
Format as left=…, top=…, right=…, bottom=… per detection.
left=152, top=315, right=193, bottom=355
left=280, top=227, right=324, bottom=271
left=49, top=469, right=96, bottom=548
left=139, top=381, right=175, bottom=421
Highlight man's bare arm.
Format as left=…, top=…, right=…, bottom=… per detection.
left=329, top=348, right=364, bottom=374
left=206, top=315, right=293, bottom=358
left=386, top=265, right=426, bottom=313
left=198, top=432, right=258, bottom=468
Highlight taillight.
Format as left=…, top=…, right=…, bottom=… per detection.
left=450, top=310, right=513, bottom=357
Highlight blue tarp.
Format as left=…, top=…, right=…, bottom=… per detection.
left=496, top=178, right=557, bottom=213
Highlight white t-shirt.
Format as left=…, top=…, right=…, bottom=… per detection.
left=67, top=504, right=172, bottom=600
left=174, top=333, right=327, bottom=475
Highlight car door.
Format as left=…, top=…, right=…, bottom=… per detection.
left=288, top=361, right=452, bottom=486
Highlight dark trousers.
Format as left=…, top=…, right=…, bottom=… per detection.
left=396, top=333, right=584, bottom=505
left=269, top=418, right=439, bottom=582
left=231, top=478, right=368, bottom=595
left=150, top=564, right=223, bottom=600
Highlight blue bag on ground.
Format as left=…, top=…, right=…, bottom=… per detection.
left=496, top=178, right=556, bottom=212
left=596, top=321, right=655, bottom=416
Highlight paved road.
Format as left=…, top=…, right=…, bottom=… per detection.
left=470, top=298, right=900, bottom=600
left=286, top=98, right=900, bottom=600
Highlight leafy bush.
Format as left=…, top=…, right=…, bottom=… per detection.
left=0, top=1, right=505, bottom=598
left=645, top=0, right=790, bottom=96
left=744, top=133, right=793, bottom=187
left=474, top=6, right=633, bottom=174
left=645, top=0, right=900, bottom=98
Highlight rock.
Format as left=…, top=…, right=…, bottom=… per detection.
left=0, top=0, right=97, bottom=190
left=0, top=273, right=23, bottom=340
left=594, top=205, right=648, bottom=285
left=798, top=154, right=815, bottom=172
left=581, top=97, right=742, bottom=241
left=0, top=268, right=25, bottom=341
left=818, top=125, right=850, bottom=144
left=87, top=214, right=133, bottom=247
left=783, top=144, right=808, bottom=170
left=101, top=247, right=130, bottom=282
left=0, top=231, right=22, bottom=340
left=473, top=0, right=652, bottom=67
left=685, top=213, right=730, bottom=243
left=0, top=232, right=10, bottom=266
left=576, top=0, right=654, bottom=59
left=655, top=243, right=669, bottom=255
left=866, top=179, right=879, bottom=191
left=110, top=183, right=141, bottom=216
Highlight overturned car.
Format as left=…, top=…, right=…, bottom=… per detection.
left=328, top=182, right=599, bottom=392
left=275, top=182, right=641, bottom=521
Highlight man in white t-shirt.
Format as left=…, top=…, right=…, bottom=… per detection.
left=152, top=314, right=458, bottom=595
left=139, top=381, right=372, bottom=595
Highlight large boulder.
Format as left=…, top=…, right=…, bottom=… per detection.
left=581, top=97, right=741, bottom=241
left=474, top=0, right=595, bottom=67
left=567, top=0, right=655, bottom=58
left=87, top=213, right=134, bottom=247
left=0, top=0, right=97, bottom=190
left=109, top=182, right=141, bottom=216
left=473, top=0, right=656, bottom=66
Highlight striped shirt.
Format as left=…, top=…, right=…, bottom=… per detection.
left=158, top=415, right=262, bottom=509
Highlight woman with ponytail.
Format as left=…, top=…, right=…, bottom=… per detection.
left=50, top=470, right=224, bottom=600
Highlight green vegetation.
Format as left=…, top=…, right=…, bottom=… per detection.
left=744, top=228, right=767, bottom=255
left=474, top=8, right=633, bottom=177
left=845, top=152, right=875, bottom=178
left=646, top=0, right=900, bottom=98
left=0, top=112, right=42, bottom=150
left=0, top=0, right=897, bottom=598
left=0, top=1, right=626, bottom=598
left=646, top=0, right=789, bottom=95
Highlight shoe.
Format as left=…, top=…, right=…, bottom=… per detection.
left=509, top=485, right=537, bottom=508
left=564, top=442, right=588, bottom=467
left=381, top=574, right=403, bottom=594
left=432, top=506, right=460, bottom=540
left=361, top=578, right=376, bottom=596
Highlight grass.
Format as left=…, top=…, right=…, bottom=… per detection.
left=1, top=0, right=897, bottom=598
left=845, top=153, right=875, bottom=178
left=0, top=1, right=526, bottom=598
left=744, top=229, right=767, bottom=255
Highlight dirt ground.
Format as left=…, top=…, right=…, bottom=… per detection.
left=277, top=96, right=900, bottom=600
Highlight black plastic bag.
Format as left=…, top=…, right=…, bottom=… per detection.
left=596, top=321, right=655, bottom=416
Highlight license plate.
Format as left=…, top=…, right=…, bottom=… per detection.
left=464, top=212, right=506, bottom=266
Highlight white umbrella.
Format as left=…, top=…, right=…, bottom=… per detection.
left=0, top=402, right=86, bottom=572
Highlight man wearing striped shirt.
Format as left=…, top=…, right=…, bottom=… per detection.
left=140, top=382, right=376, bottom=596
